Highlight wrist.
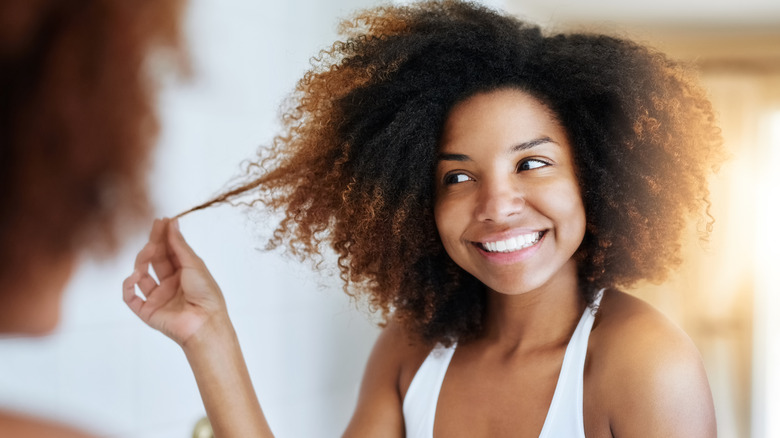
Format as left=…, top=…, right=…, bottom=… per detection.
left=180, top=311, right=238, bottom=358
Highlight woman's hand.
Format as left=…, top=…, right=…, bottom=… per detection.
left=123, top=218, right=227, bottom=347
left=124, top=218, right=275, bottom=437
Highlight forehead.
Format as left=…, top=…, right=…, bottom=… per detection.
left=440, top=88, right=568, bottom=152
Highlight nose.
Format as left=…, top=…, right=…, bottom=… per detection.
left=474, top=176, right=525, bottom=222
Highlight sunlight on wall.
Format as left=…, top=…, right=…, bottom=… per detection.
left=753, top=110, right=780, bottom=438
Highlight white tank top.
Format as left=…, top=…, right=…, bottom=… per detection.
left=402, top=290, right=604, bottom=438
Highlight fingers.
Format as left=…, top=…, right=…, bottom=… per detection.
left=123, top=218, right=186, bottom=322
left=133, top=240, right=156, bottom=273
left=166, top=218, right=203, bottom=268
left=135, top=218, right=177, bottom=282
left=122, top=271, right=145, bottom=316
left=150, top=218, right=176, bottom=280
left=123, top=268, right=159, bottom=301
left=137, top=271, right=159, bottom=297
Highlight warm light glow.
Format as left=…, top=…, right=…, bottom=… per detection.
left=754, top=110, right=780, bottom=438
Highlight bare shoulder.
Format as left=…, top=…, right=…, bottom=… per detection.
left=0, top=410, right=96, bottom=438
left=590, top=289, right=698, bottom=358
left=343, top=320, right=430, bottom=438
left=588, top=289, right=716, bottom=437
left=365, top=320, right=432, bottom=396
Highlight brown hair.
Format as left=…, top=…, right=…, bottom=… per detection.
left=1, top=0, right=187, bottom=285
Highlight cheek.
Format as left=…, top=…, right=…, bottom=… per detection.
left=433, top=202, right=451, bottom=242
left=555, top=182, right=587, bottom=243
left=433, top=200, right=463, bottom=253
left=533, top=175, right=585, bottom=239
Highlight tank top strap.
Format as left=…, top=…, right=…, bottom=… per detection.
left=403, top=342, right=456, bottom=438
left=538, top=288, right=605, bottom=438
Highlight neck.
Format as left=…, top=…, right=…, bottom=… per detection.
left=480, top=260, right=585, bottom=352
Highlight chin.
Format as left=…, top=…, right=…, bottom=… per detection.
left=480, top=268, right=565, bottom=297
left=488, top=283, right=541, bottom=296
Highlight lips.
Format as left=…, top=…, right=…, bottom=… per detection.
left=477, top=231, right=545, bottom=253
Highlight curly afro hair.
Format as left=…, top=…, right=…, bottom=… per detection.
left=186, top=0, right=723, bottom=345
left=0, top=0, right=186, bottom=287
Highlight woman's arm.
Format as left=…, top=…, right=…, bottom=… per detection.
left=610, top=331, right=715, bottom=437
left=124, top=218, right=413, bottom=437
left=123, top=218, right=273, bottom=437
left=342, top=322, right=416, bottom=438
left=181, top=312, right=273, bottom=437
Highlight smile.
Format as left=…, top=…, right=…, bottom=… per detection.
left=478, top=231, right=544, bottom=253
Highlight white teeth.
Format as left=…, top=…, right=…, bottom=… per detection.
left=481, top=232, right=542, bottom=253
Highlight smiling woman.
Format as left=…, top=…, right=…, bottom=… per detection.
left=434, top=89, right=586, bottom=299
left=125, top=1, right=724, bottom=437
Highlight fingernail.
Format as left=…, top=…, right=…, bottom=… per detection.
left=172, top=218, right=180, bottom=230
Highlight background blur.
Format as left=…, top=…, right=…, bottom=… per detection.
left=0, top=0, right=777, bottom=437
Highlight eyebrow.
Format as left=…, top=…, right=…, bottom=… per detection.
left=437, top=136, right=558, bottom=161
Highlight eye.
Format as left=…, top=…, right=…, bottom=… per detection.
left=443, top=172, right=473, bottom=185
left=517, top=158, right=550, bottom=171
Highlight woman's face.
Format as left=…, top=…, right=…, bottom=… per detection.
left=434, top=88, right=586, bottom=296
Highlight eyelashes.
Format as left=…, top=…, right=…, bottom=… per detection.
left=516, top=158, right=550, bottom=171
left=442, top=158, right=552, bottom=186
left=443, top=172, right=474, bottom=185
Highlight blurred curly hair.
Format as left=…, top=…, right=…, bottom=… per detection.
left=0, top=0, right=186, bottom=285
left=187, top=0, right=723, bottom=345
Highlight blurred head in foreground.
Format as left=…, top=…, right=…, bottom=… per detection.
left=0, top=0, right=186, bottom=334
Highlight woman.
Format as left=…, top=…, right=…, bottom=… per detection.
left=0, top=0, right=185, bottom=435
left=125, top=1, right=722, bottom=436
